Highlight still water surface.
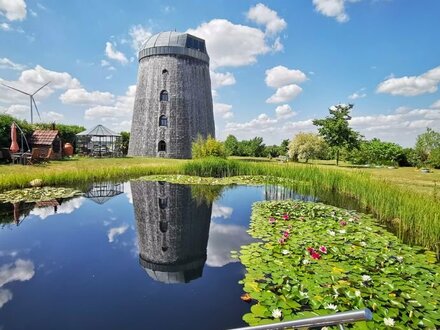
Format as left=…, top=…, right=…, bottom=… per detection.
left=0, top=182, right=311, bottom=330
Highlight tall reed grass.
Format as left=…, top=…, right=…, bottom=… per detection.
left=183, top=158, right=440, bottom=253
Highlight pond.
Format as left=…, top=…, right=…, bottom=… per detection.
left=0, top=181, right=318, bottom=330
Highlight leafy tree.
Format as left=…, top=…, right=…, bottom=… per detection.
left=0, top=114, right=33, bottom=150
left=313, top=104, right=361, bottom=165
left=224, top=135, right=239, bottom=156
left=264, top=145, right=282, bottom=158
left=288, top=132, right=328, bottom=162
left=348, top=138, right=405, bottom=166
left=413, top=128, right=440, bottom=167
left=280, top=139, right=289, bottom=155
left=120, top=131, right=130, bottom=155
left=192, top=135, right=227, bottom=159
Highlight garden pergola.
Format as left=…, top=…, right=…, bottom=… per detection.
left=76, top=124, right=121, bottom=157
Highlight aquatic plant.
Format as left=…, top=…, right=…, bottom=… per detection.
left=0, top=186, right=82, bottom=203
left=237, top=200, right=440, bottom=329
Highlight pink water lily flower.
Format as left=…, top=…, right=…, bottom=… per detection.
left=282, top=213, right=289, bottom=220
left=319, top=246, right=327, bottom=254
left=339, top=220, right=347, bottom=226
left=269, top=217, right=276, bottom=224
left=311, top=252, right=321, bottom=260
left=306, top=247, right=315, bottom=254
left=279, top=238, right=286, bottom=244
left=283, top=231, right=290, bottom=238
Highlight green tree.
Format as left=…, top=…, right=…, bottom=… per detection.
left=313, top=104, right=361, bottom=165
left=224, top=134, right=239, bottom=156
left=348, top=138, right=405, bottom=166
left=280, top=139, right=289, bottom=155
left=192, top=135, right=227, bottom=159
left=0, top=114, right=33, bottom=150
left=288, top=132, right=328, bottom=162
left=120, top=131, right=130, bottom=155
left=413, top=128, right=440, bottom=167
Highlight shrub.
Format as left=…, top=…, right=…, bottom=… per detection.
left=192, top=135, right=227, bottom=159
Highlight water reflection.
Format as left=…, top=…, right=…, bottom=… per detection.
left=84, top=182, right=124, bottom=205
left=131, top=181, right=212, bottom=284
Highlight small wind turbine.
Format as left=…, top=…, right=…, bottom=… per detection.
left=1, top=81, right=51, bottom=124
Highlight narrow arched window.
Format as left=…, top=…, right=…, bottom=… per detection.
left=159, top=197, right=167, bottom=209
left=159, top=221, right=168, bottom=233
left=160, top=90, right=168, bottom=101
left=162, top=69, right=168, bottom=75
left=159, top=115, right=168, bottom=127
left=158, top=140, right=166, bottom=152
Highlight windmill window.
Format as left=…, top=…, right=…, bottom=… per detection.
left=159, top=115, right=168, bottom=127
left=159, top=221, right=168, bottom=233
left=162, top=69, right=168, bottom=75
left=159, top=197, right=168, bottom=209
left=160, top=90, right=168, bottom=102
left=158, top=140, right=166, bottom=152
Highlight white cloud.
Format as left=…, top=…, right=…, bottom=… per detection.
left=214, top=102, right=233, bottom=120
left=211, top=203, right=233, bottom=219
left=431, top=100, right=440, bottom=109
left=0, top=104, right=28, bottom=116
left=210, top=71, right=236, bottom=89
left=225, top=113, right=278, bottom=133
left=206, top=223, right=254, bottom=267
left=84, top=85, right=136, bottom=132
left=272, top=37, right=284, bottom=52
left=312, top=0, right=360, bottom=23
left=0, top=22, right=10, bottom=30
left=275, top=104, right=297, bottom=119
left=30, top=197, right=84, bottom=220
left=129, top=24, right=152, bottom=51
left=0, top=0, right=27, bottom=21
left=0, top=288, right=12, bottom=309
left=101, top=59, right=110, bottom=67
left=348, top=88, right=367, bottom=100
left=60, top=88, right=115, bottom=106
left=246, top=3, right=287, bottom=35
left=108, top=224, right=129, bottom=243
left=377, top=65, right=440, bottom=96
left=42, top=111, right=63, bottom=122
left=265, top=65, right=307, bottom=88
left=188, top=19, right=271, bottom=69
left=0, top=259, right=35, bottom=287
left=105, top=42, right=128, bottom=64
left=266, top=84, right=303, bottom=103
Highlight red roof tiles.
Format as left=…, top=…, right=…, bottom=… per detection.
left=31, top=130, right=59, bottom=145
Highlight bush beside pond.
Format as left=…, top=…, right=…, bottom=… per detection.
left=237, top=200, right=440, bottom=329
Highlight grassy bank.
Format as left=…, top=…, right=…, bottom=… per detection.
left=0, top=157, right=185, bottom=191
left=183, top=158, right=440, bottom=252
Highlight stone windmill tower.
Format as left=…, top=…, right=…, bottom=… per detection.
left=128, top=31, right=215, bottom=158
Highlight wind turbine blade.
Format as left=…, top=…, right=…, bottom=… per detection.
left=32, top=81, right=51, bottom=96
left=32, top=97, right=42, bottom=121
left=1, top=83, right=31, bottom=96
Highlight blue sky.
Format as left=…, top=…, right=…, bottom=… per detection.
left=1, top=0, right=439, bottom=146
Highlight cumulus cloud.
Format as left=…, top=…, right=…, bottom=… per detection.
left=431, top=100, right=440, bottom=109
left=214, top=102, right=233, bottom=120
left=246, top=3, right=287, bottom=35
left=211, top=203, right=233, bottom=219
left=0, top=104, right=28, bottom=116
left=108, top=225, right=129, bottom=243
left=265, top=65, right=307, bottom=88
left=0, top=57, right=26, bottom=70
left=84, top=85, right=136, bottom=132
left=42, top=111, right=63, bottom=122
left=206, top=223, right=254, bottom=267
left=30, top=197, right=84, bottom=220
left=266, top=84, right=303, bottom=103
left=348, top=88, right=367, bottom=100
left=312, top=0, right=360, bottom=23
left=0, top=259, right=35, bottom=288
left=105, top=42, right=128, bottom=64
left=187, top=19, right=270, bottom=69
left=129, top=24, right=152, bottom=51
left=60, top=88, right=115, bottom=106
left=377, top=65, right=440, bottom=96
left=210, top=71, right=236, bottom=89
left=275, top=104, right=297, bottom=119
left=0, top=0, right=27, bottom=21
left=0, top=288, right=12, bottom=308
left=0, top=65, right=80, bottom=104
left=0, top=22, right=10, bottom=30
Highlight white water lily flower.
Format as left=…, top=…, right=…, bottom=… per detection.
left=362, top=275, right=372, bottom=282
left=384, top=317, right=395, bottom=327
left=325, top=303, right=337, bottom=310
left=282, top=249, right=290, bottom=255
left=396, top=256, right=403, bottom=263
left=360, top=241, right=367, bottom=247
left=328, top=230, right=336, bottom=236
left=272, top=308, right=282, bottom=319
left=355, top=290, right=361, bottom=297
left=321, top=328, right=329, bottom=330
left=339, top=230, right=346, bottom=234
left=299, top=291, right=309, bottom=298
left=302, top=259, right=310, bottom=265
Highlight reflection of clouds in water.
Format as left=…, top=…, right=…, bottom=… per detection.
left=206, top=223, right=253, bottom=267
left=211, top=202, right=233, bottom=219
left=0, top=251, right=18, bottom=258
left=108, top=225, right=129, bottom=243
left=30, top=197, right=85, bottom=220
left=124, top=182, right=133, bottom=204
left=0, top=288, right=12, bottom=308
left=0, top=259, right=35, bottom=309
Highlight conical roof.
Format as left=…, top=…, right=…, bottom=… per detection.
left=76, top=124, right=120, bottom=137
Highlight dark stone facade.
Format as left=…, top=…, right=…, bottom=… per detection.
left=131, top=181, right=212, bottom=284
left=128, top=34, right=215, bottom=158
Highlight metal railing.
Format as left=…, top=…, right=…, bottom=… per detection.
left=229, top=309, right=372, bottom=330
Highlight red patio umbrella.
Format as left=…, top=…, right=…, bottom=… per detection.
left=10, top=122, right=19, bottom=153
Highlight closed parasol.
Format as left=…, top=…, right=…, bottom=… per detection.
left=10, top=122, right=19, bottom=153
